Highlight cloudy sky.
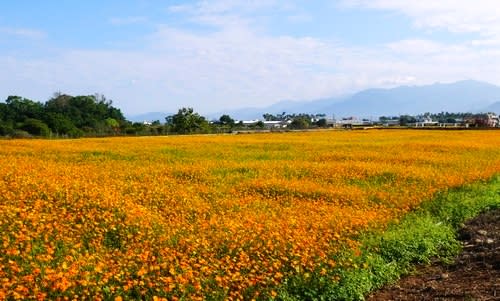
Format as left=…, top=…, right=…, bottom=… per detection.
left=1, top=0, right=499, bottom=115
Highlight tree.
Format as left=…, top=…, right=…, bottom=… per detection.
left=166, top=107, right=210, bottom=134
left=399, top=115, right=417, bottom=126
left=20, top=118, right=51, bottom=137
left=255, top=121, right=265, bottom=128
left=0, top=103, right=6, bottom=122
left=263, top=112, right=287, bottom=121
left=263, top=113, right=277, bottom=121
left=0, top=124, right=14, bottom=136
left=316, top=118, right=327, bottom=127
left=219, top=114, right=235, bottom=126
left=44, top=93, right=126, bottom=134
left=44, top=112, right=80, bottom=137
left=290, top=117, right=310, bottom=129
left=4, top=96, right=44, bottom=122
left=105, top=118, right=120, bottom=134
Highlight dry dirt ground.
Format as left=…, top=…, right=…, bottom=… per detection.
left=368, top=209, right=500, bottom=301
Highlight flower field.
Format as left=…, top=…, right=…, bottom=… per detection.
left=0, top=130, right=499, bottom=300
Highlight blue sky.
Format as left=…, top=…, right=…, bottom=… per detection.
left=1, top=1, right=499, bottom=115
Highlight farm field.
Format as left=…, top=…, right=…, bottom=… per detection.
left=0, top=130, right=499, bottom=300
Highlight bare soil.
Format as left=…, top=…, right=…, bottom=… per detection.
left=368, top=209, right=500, bottom=301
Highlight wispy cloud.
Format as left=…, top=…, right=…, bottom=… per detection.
left=109, top=16, right=149, bottom=26
left=2, top=1, right=500, bottom=115
left=0, top=27, right=46, bottom=39
left=168, top=0, right=283, bottom=16
left=287, top=13, right=313, bottom=23
left=343, top=0, right=500, bottom=38
left=167, top=0, right=298, bottom=28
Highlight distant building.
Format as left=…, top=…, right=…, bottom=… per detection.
left=415, top=117, right=438, bottom=127
left=263, top=120, right=290, bottom=128
left=238, top=119, right=260, bottom=126
left=334, top=117, right=370, bottom=128
left=465, top=113, right=499, bottom=128
left=382, top=120, right=400, bottom=127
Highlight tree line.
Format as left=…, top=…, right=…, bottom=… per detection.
left=0, top=93, right=334, bottom=138
left=0, top=94, right=127, bottom=138
left=4, top=93, right=493, bottom=138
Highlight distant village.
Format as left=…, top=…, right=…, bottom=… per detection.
left=2, top=94, right=498, bottom=139
left=213, top=112, right=500, bottom=130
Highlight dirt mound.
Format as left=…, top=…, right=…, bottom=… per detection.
left=368, top=209, right=500, bottom=301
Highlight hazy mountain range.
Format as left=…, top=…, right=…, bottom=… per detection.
left=128, top=80, right=500, bottom=122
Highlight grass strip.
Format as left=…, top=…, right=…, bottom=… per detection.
left=277, top=175, right=500, bottom=301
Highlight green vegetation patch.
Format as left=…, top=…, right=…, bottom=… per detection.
left=277, top=175, right=500, bottom=301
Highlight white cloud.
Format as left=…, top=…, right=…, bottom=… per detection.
left=0, top=27, right=46, bottom=39
left=167, top=0, right=298, bottom=29
left=386, top=39, right=466, bottom=56
left=3, top=1, right=500, bottom=115
left=287, top=13, right=313, bottom=23
left=168, top=0, right=283, bottom=16
left=4, top=22, right=500, bottom=115
left=343, top=0, right=500, bottom=39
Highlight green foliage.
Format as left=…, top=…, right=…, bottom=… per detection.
left=5, top=96, right=44, bottom=121
left=0, top=93, right=126, bottom=137
left=103, top=228, right=124, bottom=250
left=219, top=114, right=235, bottom=126
left=290, top=117, right=310, bottom=129
left=316, top=118, right=327, bottom=127
left=419, top=179, right=500, bottom=228
left=277, top=175, right=500, bottom=301
left=0, top=124, right=15, bottom=136
left=44, top=93, right=126, bottom=135
left=166, top=107, right=210, bottom=134
left=399, top=115, right=417, bottom=126
left=20, top=118, right=51, bottom=137
left=12, top=129, right=32, bottom=138
left=374, top=215, right=460, bottom=266
left=0, top=103, right=7, bottom=121
left=44, top=112, right=82, bottom=137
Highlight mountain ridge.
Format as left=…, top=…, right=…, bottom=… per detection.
left=129, top=80, right=500, bottom=121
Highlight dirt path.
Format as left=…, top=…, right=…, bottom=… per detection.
left=368, top=209, right=500, bottom=301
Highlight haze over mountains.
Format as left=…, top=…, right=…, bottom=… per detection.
left=128, top=80, right=500, bottom=122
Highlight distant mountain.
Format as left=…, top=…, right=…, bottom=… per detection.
left=207, top=98, right=342, bottom=120
left=322, top=80, right=500, bottom=117
left=213, top=80, right=500, bottom=119
left=127, top=112, right=171, bottom=123
left=483, top=101, right=500, bottom=114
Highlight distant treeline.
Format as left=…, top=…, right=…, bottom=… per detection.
left=380, top=112, right=483, bottom=125
left=0, top=94, right=128, bottom=138
left=0, top=94, right=330, bottom=137
left=1, top=94, right=498, bottom=138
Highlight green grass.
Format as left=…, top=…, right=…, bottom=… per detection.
left=277, top=175, right=500, bottom=301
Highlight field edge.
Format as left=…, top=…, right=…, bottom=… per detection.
left=276, top=174, right=500, bottom=301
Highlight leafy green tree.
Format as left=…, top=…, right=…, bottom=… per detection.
left=263, top=113, right=278, bottom=121
left=0, top=124, right=14, bottom=136
left=166, top=107, right=210, bottom=134
left=219, top=114, right=235, bottom=126
left=105, top=118, right=120, bottom=134
left=20, top=118, right=51, bottom=137
left=255, top=121, right=265, bottom=128
left=44, top=93, right=126, bottom=134
left=290, top=117, right=310, bottom=129
left=44, top=112, right=79, bottom=136
left=4, top=96, right=44, bottom=122
left=316, top=118, right=327, bottom=127
left=0, top=103, right=6, bottom=122
left=399, top=115, right=417, bottom=126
